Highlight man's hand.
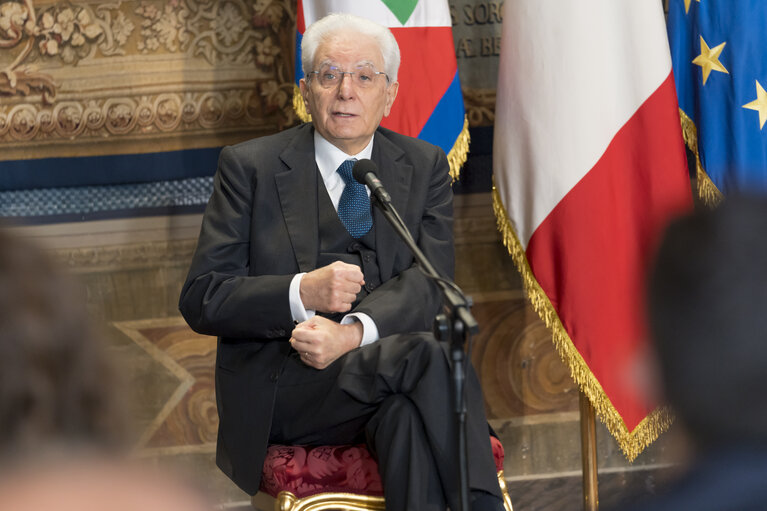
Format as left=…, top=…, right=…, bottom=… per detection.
left=289, top=316, right=363, bottom=370
left=300, top=261, right=364, bottom=313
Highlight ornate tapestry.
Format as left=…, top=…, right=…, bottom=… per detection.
left=1, top=0, right=297, bottom=220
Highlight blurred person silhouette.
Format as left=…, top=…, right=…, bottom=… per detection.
left=617, top=195, right=767, bottom=511
left=0, top=225, right=126, bottom=459
left=0, top=225, right=212, bottom=511
left=0, top=457, right=212, bottom=511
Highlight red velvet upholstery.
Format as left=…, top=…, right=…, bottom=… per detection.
left=260, top=436, right=505, bottom=500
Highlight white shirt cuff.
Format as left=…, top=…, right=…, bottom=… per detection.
left=289, top=273, right=315, bottom=323
left=341, top=313, right=379, bottom=346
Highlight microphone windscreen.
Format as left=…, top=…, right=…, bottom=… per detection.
left=352, top=159, right=378, bottom=185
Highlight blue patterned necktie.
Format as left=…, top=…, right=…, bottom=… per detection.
left=336, top=159, right=372, bottom=238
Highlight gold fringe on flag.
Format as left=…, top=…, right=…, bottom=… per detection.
left=292, top=85, right=471, bottom=180
left=492, top=185, right=674, bottom=461
left=446, top=117, right=470, bottom=182
left=679, top=108, right=723, bottom=206
left=293, top=84, right=311, bottom=123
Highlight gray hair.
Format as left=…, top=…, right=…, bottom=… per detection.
left=301, top=13, right=401, bottom=83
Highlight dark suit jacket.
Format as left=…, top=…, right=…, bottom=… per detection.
left=179, top=123, right=454, bottom=495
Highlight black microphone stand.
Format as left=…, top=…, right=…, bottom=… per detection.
left=370, top=192, right=476, bottom=511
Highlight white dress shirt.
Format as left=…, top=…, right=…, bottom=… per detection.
left=288, top=131, right=380, bottom=346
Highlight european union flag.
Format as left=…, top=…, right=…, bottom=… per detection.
left=668, top=0, right=767, bottom=202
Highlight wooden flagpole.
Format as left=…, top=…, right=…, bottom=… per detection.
left=580, top=390, right=599, bottom=510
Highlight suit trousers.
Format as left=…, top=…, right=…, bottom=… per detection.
left=268, top=332, right=502, bottom=511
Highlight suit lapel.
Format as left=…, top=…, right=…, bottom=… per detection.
left=372, top=130, right=413, bottom=281
left=276, top=126, right=319, bottom=273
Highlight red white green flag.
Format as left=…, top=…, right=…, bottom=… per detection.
left=295, top=0, right=468, bottom=177
left=493, top=1, right=693, bottom=458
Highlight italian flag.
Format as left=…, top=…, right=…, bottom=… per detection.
left=295, top=0, right=468, bottom=177
left=493, top=1, right=693, bottom=459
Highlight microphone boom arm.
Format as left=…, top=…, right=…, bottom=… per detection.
left=369, top=191, right=476, bottom=511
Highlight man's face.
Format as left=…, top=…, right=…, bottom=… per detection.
left=299, top=31, right=398, bottom=155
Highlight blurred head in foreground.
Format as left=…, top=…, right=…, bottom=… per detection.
left=648, top=195, right=767, bottom=449
left=0, top=226, right=212, bottom=509
left=0, top=226, right=126, bottom=459
left=0, top=458, right=212, bottom=511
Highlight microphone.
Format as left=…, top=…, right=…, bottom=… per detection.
left=352, top=159, right=391, bottom=204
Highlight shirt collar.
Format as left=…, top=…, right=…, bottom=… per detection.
left=314, top=130, right=375, bottom=183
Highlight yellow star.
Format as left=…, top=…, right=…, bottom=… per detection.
left=743, top=80, right=767, bottom=129
left=684, top=0, right=700, bottom=14
left=692, top=36, right=729, bottom=85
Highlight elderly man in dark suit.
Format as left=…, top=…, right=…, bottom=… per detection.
left=179, top=12, right=504, bottom=511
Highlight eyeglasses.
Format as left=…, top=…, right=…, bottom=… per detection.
left=308, top=63, right=390, bottom=89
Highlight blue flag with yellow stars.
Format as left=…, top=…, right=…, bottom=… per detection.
left=668, top=0, right=767, bottom=203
